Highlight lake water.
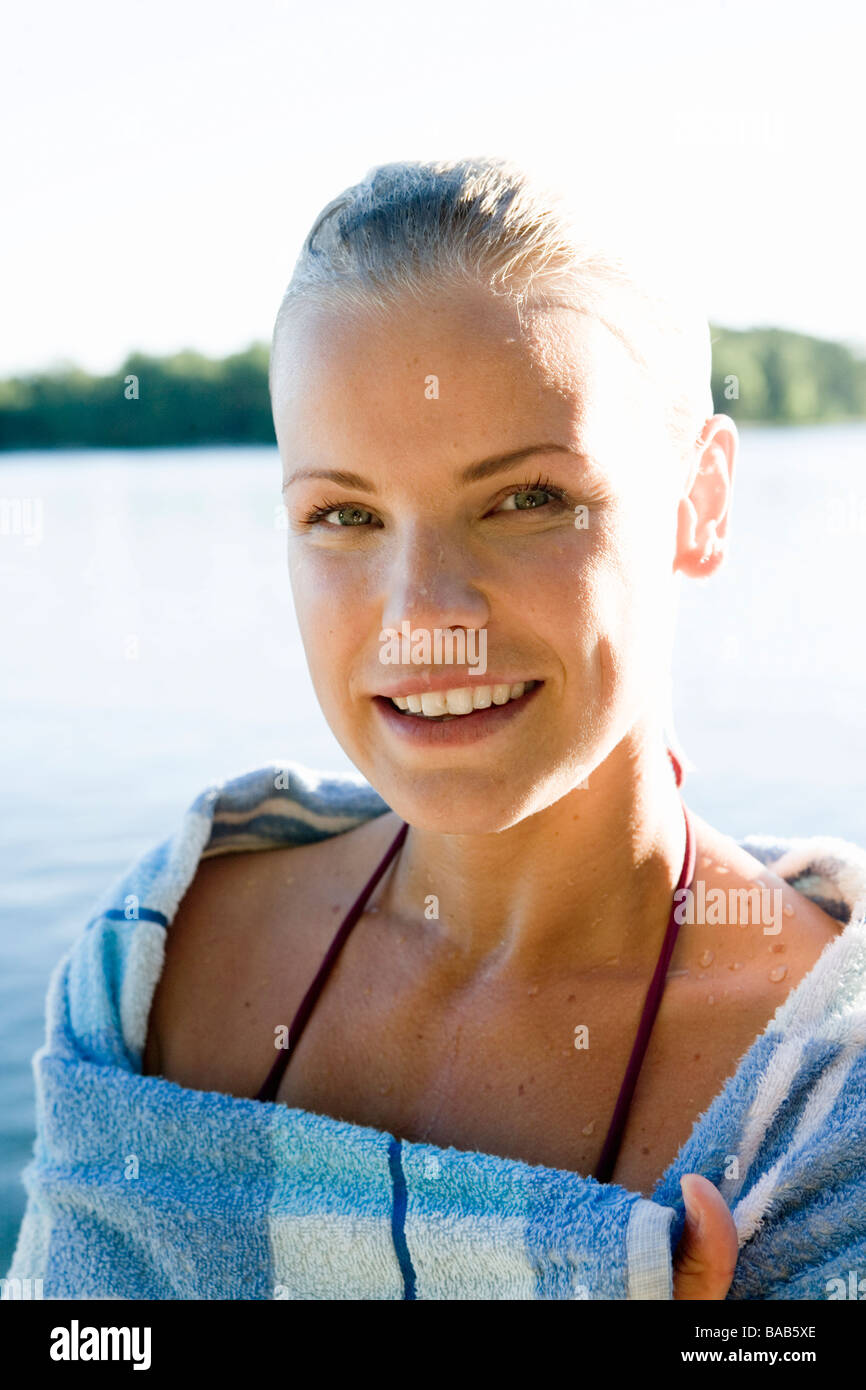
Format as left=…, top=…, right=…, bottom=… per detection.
left=2, top=426, right=866, bottom=1268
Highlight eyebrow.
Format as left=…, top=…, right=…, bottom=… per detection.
left=282, top=443, right=589, bottom=494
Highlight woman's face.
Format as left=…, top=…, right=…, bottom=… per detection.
left=273, top=284, right=691, bottom=832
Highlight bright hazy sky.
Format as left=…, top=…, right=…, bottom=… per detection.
left=2, top=0, right=864, bottom=375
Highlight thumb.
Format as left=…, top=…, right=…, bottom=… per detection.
left=673, top=1173, right=739, bottom=1301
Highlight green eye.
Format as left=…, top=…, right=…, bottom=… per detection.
left=503, top=489, right=552, bottom=510
left=322, top=505, right=369, bottom=525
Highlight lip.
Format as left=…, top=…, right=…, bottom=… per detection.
left=373, top=675, right=538, bottom=698
left=372, top=681, right=544, bottom=746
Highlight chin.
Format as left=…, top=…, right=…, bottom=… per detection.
left=390, top=794, right=535, bottom=836
left=329, top=703, right=596, bottom=832
left=354, top=760, right=557, bottom=835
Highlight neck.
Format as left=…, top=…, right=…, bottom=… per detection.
left=382, top=727, right=689, bottom=979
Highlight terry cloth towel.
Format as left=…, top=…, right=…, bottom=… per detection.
left=7, top=762, right=866, bottom=1301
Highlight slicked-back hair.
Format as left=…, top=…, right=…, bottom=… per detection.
left=269, top=155, right=714, bottom=461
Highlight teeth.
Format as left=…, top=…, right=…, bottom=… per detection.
left=389, top=681, right=537, bottom=718
left=420, top=690, right=448, bottom=716
left=445, top=687, right=474, bottom=715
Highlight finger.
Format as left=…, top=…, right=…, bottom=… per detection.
left=673, top=1173, right=739, bottom=1301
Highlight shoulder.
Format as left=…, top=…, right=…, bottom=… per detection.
left=64, top=754, right=392, bottom=1081
left=143, top=809, right=402, bottom=1091
left=681, top=812, right=860, bottom=1020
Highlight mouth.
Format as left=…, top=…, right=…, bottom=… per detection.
left=384, top=680, right=540, bottom=720
left=372, top=680, right=543, bottom=745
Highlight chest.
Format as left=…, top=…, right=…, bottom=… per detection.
left=261, top=913, right=765, bottom=1197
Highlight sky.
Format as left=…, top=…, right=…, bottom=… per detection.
left=2, top=0, right=864, bottom=376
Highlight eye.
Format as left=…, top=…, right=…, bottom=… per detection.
left=302, top=500, right=376, bottom=527
left=493, top=476, right=570, bottom=513
left=498, top=488, right=553, bottom=512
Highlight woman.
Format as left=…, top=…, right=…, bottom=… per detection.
left=9, top=158, right=866, bottom=1302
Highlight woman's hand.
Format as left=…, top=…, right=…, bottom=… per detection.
left=672, top=1173, right=739, bottom=1300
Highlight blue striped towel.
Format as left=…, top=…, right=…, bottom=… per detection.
left=7, top=762, right=866, bottom=1299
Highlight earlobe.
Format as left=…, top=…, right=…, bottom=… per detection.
left=699, top=517, right=721, bottom=565
left=675, top=496, right=727, bottom=579
left=674, top=416, right=736, bottom=579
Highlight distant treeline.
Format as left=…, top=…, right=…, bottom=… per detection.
left=0, top=345, right=274, bottom=450
left=1, top=327, right=865, bottom=450
left=710, top=326, right=866, bottom=424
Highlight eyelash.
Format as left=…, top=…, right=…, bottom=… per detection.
left=299, top=474, right=572, bottom=528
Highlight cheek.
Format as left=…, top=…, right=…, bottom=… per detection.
left=522, top=519, right=618, bottom=652
left=287, top=549, right=355, bottom=675
left=288, top=545, right=387, bottom=719
left=548, top=502, right=671, bottom=666
left=289, top=544, right=360, bottom=618
left=591, top=510, right=676, bottom=694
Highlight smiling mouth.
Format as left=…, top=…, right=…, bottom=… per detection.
left=384, top=680, right=540, bottom=720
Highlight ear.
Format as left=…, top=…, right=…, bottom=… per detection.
left=674, top=414, right=738, bottom=579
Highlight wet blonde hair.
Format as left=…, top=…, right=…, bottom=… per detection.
left=269, top=155, right=714, bottom=463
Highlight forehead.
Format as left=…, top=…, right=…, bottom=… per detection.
left=271, top=287, right=655, bottom=466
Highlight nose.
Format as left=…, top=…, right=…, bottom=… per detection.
left=380, top=521, right=490, bottom=637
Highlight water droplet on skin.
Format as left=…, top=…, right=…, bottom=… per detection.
left=783, top=904, right=794, bottom=918
left=527, top=984, right=539, bottom=996
left=716, top=866, right=729, bottom=875
left=699, top=949, right=715, bottom=967
left=729, top=961, right=745, bottom=971
left=769, top=965, right=788, bottom=982
left=582, top=1120, right=595, bottom=1136
left=706, top=994, right=715, bottom=1004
